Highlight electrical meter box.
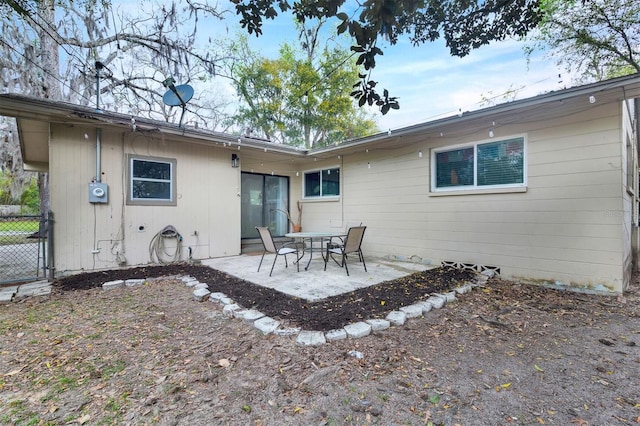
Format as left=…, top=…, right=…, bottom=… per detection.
left=88, top=182, right=108, bottom=204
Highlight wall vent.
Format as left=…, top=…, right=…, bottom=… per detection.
left=441, top=261, right=501, bottom=276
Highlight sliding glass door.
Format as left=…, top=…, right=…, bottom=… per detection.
left=240, top=172, right=290, bottom=239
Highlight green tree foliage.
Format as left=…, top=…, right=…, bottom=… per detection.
left=0, top=170, right=37, bottom=212
left=231, top=0, right=542, bottom=113
left=528, top=0, right=639, bottom=81
left=0, top=171, right=13, bottom=205
left=224, top=28, right=378, bottom=149
left=20, top=177, right=40, bottom=214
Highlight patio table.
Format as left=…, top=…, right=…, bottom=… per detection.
left=285, top=231, right=346, bottom=270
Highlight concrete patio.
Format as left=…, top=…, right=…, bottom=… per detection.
left=201, top=252, right=434, bottom=302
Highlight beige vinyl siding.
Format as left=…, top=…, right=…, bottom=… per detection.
left=342, top=147, right=430, bottom=257
left=50, top=125, right=106, bottom=273
left=50, top=125, right=241, bottom=275
left=321, top=103, right=627, bottom=292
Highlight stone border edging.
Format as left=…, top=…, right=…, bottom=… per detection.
left=0, top=281, right=52, bottom=303
left=102, top=270, right=495, bottom=346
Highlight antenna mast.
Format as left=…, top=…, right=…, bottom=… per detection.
left=95, top=61, right=105, bottom=111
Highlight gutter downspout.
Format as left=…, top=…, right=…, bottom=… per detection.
left=633, top=98, right=640, bottom=157
left=633, top=98, right=640, bottom=278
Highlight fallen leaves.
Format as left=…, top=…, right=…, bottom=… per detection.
left=495, top=382, right=511, bottom=392
left=1, top=266, right=638, bottom=425
left=408, top=355, right=422, bottom=363
left=570, top=418, right=588, bottom=426
left=72, top=414, right=91, bottom=424
left=4, top=365, right=26, bottom=376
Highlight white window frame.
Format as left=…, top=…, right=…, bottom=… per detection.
left=431, top=135, right=527, bottom=193
left=302, top=166, right=341, bottom=199
left=126, top=154, right=177, bottom=206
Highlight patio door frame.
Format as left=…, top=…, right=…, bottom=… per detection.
left=240, top=172, right=291, bottom=239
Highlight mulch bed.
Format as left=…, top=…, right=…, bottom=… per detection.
left=53, top=263, right=477, bottom=331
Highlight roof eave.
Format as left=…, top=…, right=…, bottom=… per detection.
left=0, top=93, right=307, bottom=157
left=310, top=73, right=640, bottom=156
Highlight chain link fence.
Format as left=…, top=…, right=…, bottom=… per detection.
left=0, top=213, right=52, bottom=285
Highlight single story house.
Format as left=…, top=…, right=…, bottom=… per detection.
left=1, top=74, right=639, bottom=293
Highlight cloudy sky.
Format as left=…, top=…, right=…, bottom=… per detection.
left=370, top=38, right=566, bottom=130
left=211, top=5, right=567, bottom=132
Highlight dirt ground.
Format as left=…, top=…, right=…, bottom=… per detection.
left=1, top=265, right=639, bottom=425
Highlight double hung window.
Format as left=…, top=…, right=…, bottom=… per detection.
left=127, top=155, right=177, bottom=205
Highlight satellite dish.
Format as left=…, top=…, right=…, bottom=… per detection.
left=162, top=77, right=194, bottom=127
left=162, top=84, right=194, bottom=107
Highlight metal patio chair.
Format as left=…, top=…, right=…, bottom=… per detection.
left=255, top=226, right=301, bottom=276
left=325, top=221, right=362, bottom=252
left=324, top=225, right=367, bottom=276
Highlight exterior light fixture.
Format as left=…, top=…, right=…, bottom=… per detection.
left=589, top=95, right=596, bottom=104
left=231, top=153, right=240, bottom=168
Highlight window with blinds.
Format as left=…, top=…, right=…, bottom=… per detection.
left=432, top=136, right=525, bottom=191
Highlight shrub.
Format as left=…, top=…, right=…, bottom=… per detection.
left=20, top=177, right=40, bottom=214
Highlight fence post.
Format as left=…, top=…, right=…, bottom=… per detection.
left=47, top=210, right=55, bottom=281
left=39, top=214, right=46, bottom=279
